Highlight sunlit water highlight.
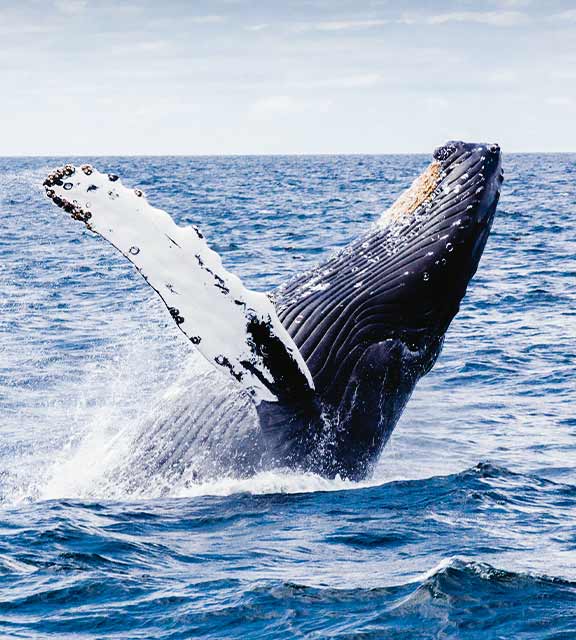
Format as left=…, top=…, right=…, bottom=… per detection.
left=1, top=154, right=575, bottom=638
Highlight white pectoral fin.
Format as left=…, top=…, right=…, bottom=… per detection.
left=44, top=164, right=314, bottom=404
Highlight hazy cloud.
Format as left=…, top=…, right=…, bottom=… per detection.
left=290, top=73, right=383, bottom=89
left=494, top=0, right=531, bottom=6
left=426, top=11, right=529, bottom=27
left=292, top=19, right=388, bottom=32
left=400, top=11, right=528, bottom=27
left=487, top=69, right=520, bottom=83
left=550, top=9, right=576, bottom=22
left=551, top=69, right=576, bottom=79
left=110, top=40, right=171, bottom=55
left=545, top=96, right=573, bottom=106
left=251, top=95, right=332, bottom=118
left=245, top=24, right=270, bottom=32
left=54, top=0, right=88, bottom=15
left=424, top=96, right=449, bottom=110
left=189, top=15, right=226, bottom=25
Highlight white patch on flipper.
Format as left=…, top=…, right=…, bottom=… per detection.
left=45, top=166, right=314, bottom=403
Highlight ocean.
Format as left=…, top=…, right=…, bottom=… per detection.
left=1, top=153, right=575, bottom=638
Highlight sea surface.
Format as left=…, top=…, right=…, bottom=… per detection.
left=0, top=153, right=575, bottom=638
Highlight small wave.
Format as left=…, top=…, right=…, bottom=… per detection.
left=398, top=556, right=576, bottom=606
left=223, top=559, right=576, bottom=638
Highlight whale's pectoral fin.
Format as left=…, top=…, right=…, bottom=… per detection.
left=44, top=165, right=314, bottom=404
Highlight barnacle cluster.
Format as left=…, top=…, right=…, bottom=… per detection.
left=43, top=164, right=145, bottom=227
left=385, top=160, right=443, bottom=222
left=43, top=165, right=93, bottom=225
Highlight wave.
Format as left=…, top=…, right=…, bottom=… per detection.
left=236, top=559, right=576, bottom=638
left=1, top=552, right=573, bottom=638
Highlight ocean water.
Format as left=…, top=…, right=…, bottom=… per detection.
left=0, top=153, right=575, bottom=638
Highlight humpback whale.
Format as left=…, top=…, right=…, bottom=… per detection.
left=44, top=141, right=503, bottom=482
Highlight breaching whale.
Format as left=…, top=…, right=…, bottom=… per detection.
left=44, top=141, right=503, bottom=482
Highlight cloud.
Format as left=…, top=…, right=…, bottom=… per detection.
left=250, top=95, right=332, bottom=118
left=494, top=0, right=531, bottom=6
left=110, top=40, right=170, bottom=55
left=545, top=96, right=573, bottom=106
left=424, top=96, right=449, bottom=110
left=54, top=0, right=142, bottom=17
left=245, top=23, right=270, bottom=32
left=549, top=9, right=576, bottom=22
left=290, top=73, right=383, bottom=89
left=54, top=0, right=88, bottom=15
left=0, top=23, right=56, bottom=35
left=402, top=11, right=528, bottom=27
left=487, top=69, right=520, bottom=83
left=551, top=70, right=576, bottom=80
left=189, top=15, right=226, bottom=25
left=292, top=19, right=388, bottom=33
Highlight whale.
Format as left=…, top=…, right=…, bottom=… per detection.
left=44, top=140, right=503, bottom=483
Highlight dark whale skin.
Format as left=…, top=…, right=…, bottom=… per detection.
left=258, top=141, right=504, bottom=480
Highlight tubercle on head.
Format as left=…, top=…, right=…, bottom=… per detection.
left=380, top=142, right=502, bottom=231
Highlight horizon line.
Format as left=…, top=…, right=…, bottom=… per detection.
left=2, top=150, right=575, bottom=158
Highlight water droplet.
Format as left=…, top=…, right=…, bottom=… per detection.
left=63, top=182, right=73, bottom=190
left=129, top=246, right=140, bottom=255
left=423, top=272, right=429, bottom=281
left=446, top=242, right=454, bottom=252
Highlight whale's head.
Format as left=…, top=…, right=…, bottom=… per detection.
left=280, top=140, right=504, bottom=392
left=374, top=140, right=503, bottom=343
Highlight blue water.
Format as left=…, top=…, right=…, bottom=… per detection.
left=1, top=154, right=575, bottom=638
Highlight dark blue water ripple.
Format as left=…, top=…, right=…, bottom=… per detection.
left=1, top=465, right=576, bottom=638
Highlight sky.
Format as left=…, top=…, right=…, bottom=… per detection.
left=1, top=0, right=575, bottom=155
